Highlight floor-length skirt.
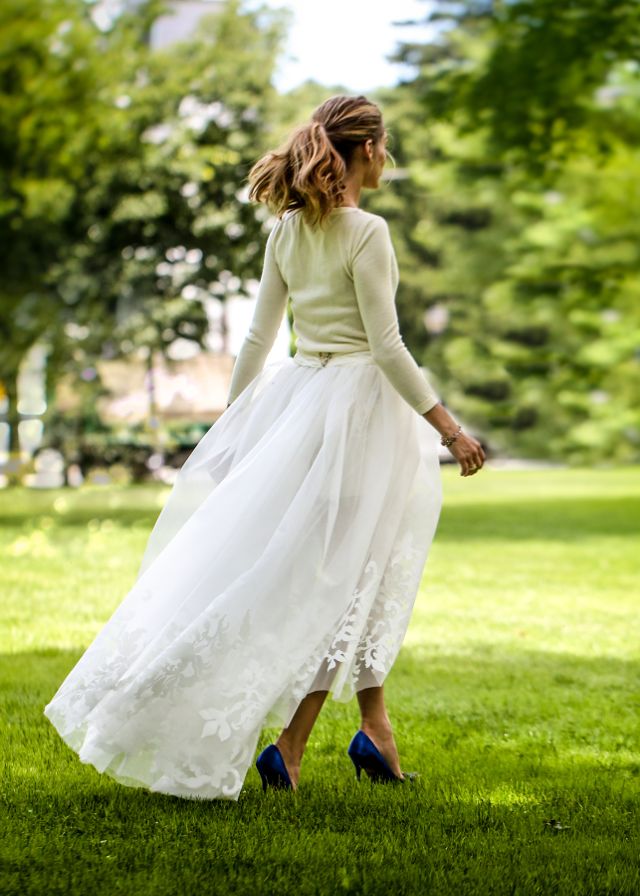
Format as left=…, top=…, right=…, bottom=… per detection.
left=44, top=350, right=443, bottom=800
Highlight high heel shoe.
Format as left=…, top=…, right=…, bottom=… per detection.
left=255, top=744, right=293, bottom=792
left=347, top=730, right=419, bottom=784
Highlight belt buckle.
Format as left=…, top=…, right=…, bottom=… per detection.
left=318, top=352, right=332, bottom=367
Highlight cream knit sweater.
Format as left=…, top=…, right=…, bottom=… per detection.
left=226, top=207, right=440, bottom=414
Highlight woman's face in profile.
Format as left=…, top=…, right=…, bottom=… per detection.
left=364, top=130, right=388, bottom=189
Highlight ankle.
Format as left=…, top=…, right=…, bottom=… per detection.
left=360, top=717, right=393, bottom=736
left=275, top=734, right=305, bottom=762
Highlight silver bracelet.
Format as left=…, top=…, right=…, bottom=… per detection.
left=440, top=425, right=462, bottom=448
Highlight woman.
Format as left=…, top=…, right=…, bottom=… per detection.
left=44, top=95, right=485, bottom=800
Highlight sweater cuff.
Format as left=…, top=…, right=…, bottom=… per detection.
left=415, top=394, right=440, bottom=415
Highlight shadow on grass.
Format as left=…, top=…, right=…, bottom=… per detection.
left=1, top=492, right=638, bottom=540
left=0, top=508, right=160, bottom=529
left=0, top=486, right=167, bottom=529
left=436, top=495, right=640, bottom=541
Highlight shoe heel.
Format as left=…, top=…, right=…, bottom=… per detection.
left=255, top=744, right=293, bottom=792
left=348, top=754, right=362, bottom=781
left=347, top=729, right=406, bottom=784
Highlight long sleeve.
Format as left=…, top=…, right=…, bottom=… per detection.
left=227, top=222, right=289, bottom=404
left=351, top=217, right=440, bottom=415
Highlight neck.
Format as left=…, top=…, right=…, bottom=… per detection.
left=340, top=168, right=364, bottom=208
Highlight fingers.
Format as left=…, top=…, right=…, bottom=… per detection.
left=460, top=444, right=486, bottom=477
left=448, top=433, right=486, bottom=477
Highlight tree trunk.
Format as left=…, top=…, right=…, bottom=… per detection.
left=2, top=370, right=23, bottom=486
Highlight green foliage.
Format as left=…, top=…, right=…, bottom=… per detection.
left=0, top=0, right=286, bottom=458
left=405, top=0, right=640, bottom=169
left=4, top=0, right=640, bottom=466
left=48, top=0, right=288, bottom=404
left=368, top=0, right=640, bottom=463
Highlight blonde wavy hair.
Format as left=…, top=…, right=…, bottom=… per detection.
left=247, top=95, right=386, bottom=228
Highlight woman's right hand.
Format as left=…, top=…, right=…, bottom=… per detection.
left=448, top=431, right=486, bottom=477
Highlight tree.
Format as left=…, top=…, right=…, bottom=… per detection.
left=0, top=0, right=163, bottom=471
left=48, top=0, right=287, bottom=433
left=421, top=0, right=640, bottom=169
left=367, top=0, right=640, bottom=463
left=0, top=0, right=288, bottom=478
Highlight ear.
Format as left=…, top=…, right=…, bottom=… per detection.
left=363, top=138, right=374, bottom=161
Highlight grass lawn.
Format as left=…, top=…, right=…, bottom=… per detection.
left=1, top=466, right=639, bottom=895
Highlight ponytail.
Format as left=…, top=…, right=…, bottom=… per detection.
left=248, top=95, right=384, bottom=228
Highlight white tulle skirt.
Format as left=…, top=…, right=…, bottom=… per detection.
left=44, top=349, right=443, bottom=800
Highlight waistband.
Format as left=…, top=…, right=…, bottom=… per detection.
left=293, top=349, right=375, bottom=368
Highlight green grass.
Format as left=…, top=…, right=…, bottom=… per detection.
left=1, top=467, right=639, bottom=895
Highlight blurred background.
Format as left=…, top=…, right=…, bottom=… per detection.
left=2, top=0, right=639, bottom=488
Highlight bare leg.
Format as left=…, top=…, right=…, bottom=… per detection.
left=356, top=685, right=403, bottom=778
left=275, top=689, right=329, bottom=789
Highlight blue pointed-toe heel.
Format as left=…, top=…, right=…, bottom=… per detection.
left=255, top=744, right=293, bottom=792
left=347, top=730, right=419, bottom=784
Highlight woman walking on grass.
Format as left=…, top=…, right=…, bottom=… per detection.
left=44, top=95, right=485, bottom=799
